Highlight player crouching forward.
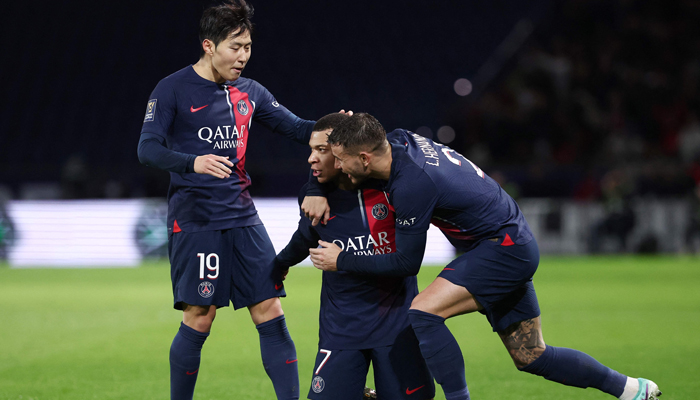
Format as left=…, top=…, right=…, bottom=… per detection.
left=276, top=113, right=435, bottom=400
left=311, top=113, right=661, bottom=400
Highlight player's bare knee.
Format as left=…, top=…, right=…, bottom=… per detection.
left=409, top=292, right=430, bottom=312
left=183, top=304, right=216, bottom=332
left=249, top=297, right=284, bottom=325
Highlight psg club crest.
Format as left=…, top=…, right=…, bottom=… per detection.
left=311, top=376, right=325, bottom=393
left=198, top=281, right=215, bottom=298
left=371, top=203, right=389, bottom=220
left=236, top=99, right=249, bottom=116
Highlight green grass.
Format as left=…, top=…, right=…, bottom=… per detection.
left=0, top=256, right=697, bottom=399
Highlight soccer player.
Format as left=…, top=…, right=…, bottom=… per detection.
left=137, top=1, right=325, bottom=399
left=276, top=113, right=435, bottom=400
left=309, top=113, right=662, bottom=400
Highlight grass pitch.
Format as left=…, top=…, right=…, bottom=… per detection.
left=0, top=256, right=697, bottom=399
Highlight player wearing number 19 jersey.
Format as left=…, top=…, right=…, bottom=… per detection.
left=276, top=114, right=434, bottom=400
left=137, top=2, right=318, bottom=399
left=318, top=113, right=661, bottom=400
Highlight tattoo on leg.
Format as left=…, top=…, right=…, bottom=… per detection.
left=499, top=318, right=545, bottom=368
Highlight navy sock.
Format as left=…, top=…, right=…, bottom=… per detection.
left=170, top=322, right=209, bottom=400
left=408, top=309, right=470, bottom=400
left=519, top=346, right=627, bottom=397
left=256, top=315, right=299, bottom=400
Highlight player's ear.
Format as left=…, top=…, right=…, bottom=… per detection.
left=359, top=152, right=371, bottom=167
left=202, top=39, right=215, bottom=57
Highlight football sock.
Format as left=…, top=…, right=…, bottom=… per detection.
left=408, top=309, right=470, bottom=400
left=256, top=315, right=300, bottom=400
left=519, top=345, right=627, bottom=397
left=170, top=322, right=209, bottom=400
left=619, top=377, right=641, bottom=400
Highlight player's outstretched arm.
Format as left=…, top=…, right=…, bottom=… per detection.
left=310, top=230, right=427, bottom=276
left=276, top=217, right=320, bottom=281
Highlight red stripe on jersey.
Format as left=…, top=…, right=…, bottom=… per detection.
left=226, top=86, right=253, bottom=181
left=430, top=218, right=474, bottom=241
left=362, top=189, right=396, bottom=254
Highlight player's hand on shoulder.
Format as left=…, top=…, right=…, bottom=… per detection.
left=302, top=196, right=330, bottom=226
left=194, top=154, right=234, bottom=179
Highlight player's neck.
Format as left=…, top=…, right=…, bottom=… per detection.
left=337, top=175, right=354, bottom=191
left=193, top=58, right=225, bottom=84
left=371, top=147, right=393, bottom=181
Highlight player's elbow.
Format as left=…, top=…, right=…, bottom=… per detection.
left=137, top=139, right=157, bottom=166
left=396, top=255, right=421, bottom=276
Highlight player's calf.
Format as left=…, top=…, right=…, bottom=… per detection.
left=498, top=317, right=545, bottom=368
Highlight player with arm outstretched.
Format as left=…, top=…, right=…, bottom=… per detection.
left=309, top=113, right=661, bottom=400
left=276, top=113, right=435, bottom=400
left=137, top=2, right=327, bottom=399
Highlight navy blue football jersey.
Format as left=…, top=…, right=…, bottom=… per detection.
left=336, top=129, right=533, bottom=276
left=140, top=66, right=314, bottom=233
left=386, top=129, right=533, bottom=249
left=276, top=183, right=418, bottom=350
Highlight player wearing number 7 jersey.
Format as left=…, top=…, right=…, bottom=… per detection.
left=309, top=113, right=661, bottom=400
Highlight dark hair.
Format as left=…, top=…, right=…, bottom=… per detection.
left=327, top=113, right=387, bottom=154
left=313, top=113, right=351, bottom=133
left=199, top=0, right=254, bottom=58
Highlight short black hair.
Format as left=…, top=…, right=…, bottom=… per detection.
left=199, top=0, right=254, bottom=58
left=327, top=113, right=387, bottom=155
left=312, top=113, right=351, bottom=133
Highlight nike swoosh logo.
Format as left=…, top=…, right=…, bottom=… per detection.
left=286, top=359, right=297, bottom=364
left=190, top=105, right=208, bottom=112
left=327, top=215, right=336, bottom=221
left=443, top=267, right=455, bottom=271
left=275, top=284, right=283, bottom=290
left=406, top=385, right=425, bottom=395
left=186, top=369, right=199, bottom=375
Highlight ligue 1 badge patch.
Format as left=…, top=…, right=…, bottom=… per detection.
left=236, top=99, right=249, bottom=115
left=144, top=99, right=157, bottom=122
left=311, top=376, right=325, bottom=393
left=371, top=203, right=389, bottom=220
left=198, top=281, right=214, bottom=298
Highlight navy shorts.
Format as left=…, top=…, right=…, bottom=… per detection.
left=168, top=225, right=285, bottom=310
left=308, top=326, right=434, bottom=400
left=439, top=237, right=541, bottom=333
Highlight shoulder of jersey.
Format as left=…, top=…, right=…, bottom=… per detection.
left=160, top=66, right=194, bottom=84
left=229, top=76, right=259, bottom=88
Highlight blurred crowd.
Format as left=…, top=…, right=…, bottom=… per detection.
left=452, top=0, right=700, bottom=202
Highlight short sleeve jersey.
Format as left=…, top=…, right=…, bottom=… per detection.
left=289, top=183, right=418, bottom=350
left=140, top=66, right=314, bottom=233
left=386, top=129, right=533, bottom=251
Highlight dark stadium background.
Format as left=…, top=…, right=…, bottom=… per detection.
left=1, top=0, right=698, bottom=208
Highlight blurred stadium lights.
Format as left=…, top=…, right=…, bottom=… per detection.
left=437, top=126, right=457, bottom=144
left=453, top=78, right=473, bottom=97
